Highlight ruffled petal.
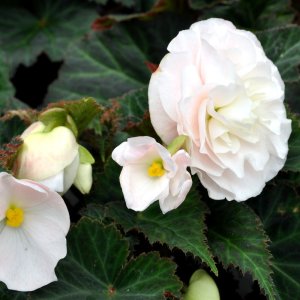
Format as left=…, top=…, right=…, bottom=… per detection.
left=159, top=150, right=192, bottom=214
left=148, top=70, right=178, bottom=144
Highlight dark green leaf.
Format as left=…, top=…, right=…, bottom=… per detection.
left=200, top=0, right=294, bottom=31
left=257, top=26, right=300, bottom=82
left=249, top=186, right=300, bottom=300
left=46, top=27, right=149, bottom=103
left=0, top=51, right=15, bottom=107
left=188, top=0, right=227, bottom=10
left=284, top=113, right=300, bottom=172
left=207, top=201, right=277, bottom=300
left=89, top=157, right=123, bottom=203
left=46, top=12, right=192, bottom=103
left=285, top=81, right=300, bottom=113
left=0, top=284, right=26, bottom=300
left=0, top=0, right=97, bottom=69
left=83, top=191, right=218, bottom=275
left=46, top=98, right=101, bottom=135
left=30, top=218, right=182, bottom=299
left=116, top=87, right=149, bottom=131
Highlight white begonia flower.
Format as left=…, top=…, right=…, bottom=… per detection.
left=15, top=121, right=93, bottom=194
left=0, top=172, right=70, bottom=291
left=112, top=136, right=192, bottom=214
left=148, top=18, right=292, bottom=201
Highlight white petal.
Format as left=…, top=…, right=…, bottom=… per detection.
left=168, top=29, right=199, bottom=53
left=120, top=164, right=169, bottom=211
left=112, top=136, right=157, bottom=165
left=0, top=173, right=14, bottom=221
left=63, top=153, right=80, bottom=193
left=38, top=171, right=64, bottom=193
left=148, top=69, right=178, bottom=144
left=199, top=40, right=236, bottom=85
left=159, top=150, right=192, bottom=214
left=159, top=174, right=192, bottom=214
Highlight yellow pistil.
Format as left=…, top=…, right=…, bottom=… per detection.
left=148, top=161, right=165, bottom=177
left=6, top=207, right=24, bottom=228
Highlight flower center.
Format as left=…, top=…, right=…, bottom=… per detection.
left=148, top=161, right=165, bottom=177
left=6, top=207, right=24, bottom=228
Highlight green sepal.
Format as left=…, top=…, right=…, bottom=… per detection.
left=46, top=98, right=101, bottom=136
left=38, top=108, right=68, bottom=133
left=79, top=145, right=95, bottom=164
left=167, top=135, right=188, bottom=156
left=39, top=107, right=79, bottom=137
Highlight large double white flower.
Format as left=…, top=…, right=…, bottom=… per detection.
left=0, top=172, right=70, bottom=291
left=149, top=18, right=291, bottom=201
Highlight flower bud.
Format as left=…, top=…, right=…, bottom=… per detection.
left=14, top=121, right=94, bottom=194
left=184, top=269, right=220, bottom=300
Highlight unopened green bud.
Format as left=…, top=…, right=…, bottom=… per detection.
left=184, top=269, right=220, bottom=300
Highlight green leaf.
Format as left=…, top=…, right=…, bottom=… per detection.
left=46, top=12, right=192, bottom=103
left=46, top=28, right=149, bottom=103
left=88, top=157, right=124, bottom=203
left=91, top=0, right=168, bottom=30
left=200, top=0, right=294, bottom=31
left=207, top=201, right=277, bottom=300
left=46, top=98, right=101, bottom=135
left=249, top=185, right=300, bottom=300
left=112, top=87, right=159, bottom=138
left=0, top=0, right=97, bottom=69
left=257, top=25, right=300, bottom=82
left=0, top=51, right=15, bottom=105
left=188, top=0, right=228, bottom=10
left=0, top=284, right=26, bottom=300
left=89, top=0, right=108, bottom=4
left=116, top=87, right=148, bottom=128
left=285, top=80, right=300, bottom=113
left=83, top=191, right=218, bottom=275
left=284, top=113, right=300, bottom=172
left=29, top=218, right=182, bottom=299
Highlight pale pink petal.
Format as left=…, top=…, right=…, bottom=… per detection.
left=148, top=70, right=178, bottom=144
left=112, top=136, right=157, bottom=165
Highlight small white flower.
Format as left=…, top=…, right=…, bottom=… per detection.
left=0, top=172, right=70, bottom=291
left=112, top=136, right=192, bottom=214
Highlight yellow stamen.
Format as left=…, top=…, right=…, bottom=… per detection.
left=6, top=207, right=24, bottom=228
left=148, top=161, right=165, bottom=177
